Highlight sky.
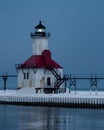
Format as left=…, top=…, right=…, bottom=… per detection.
left=0, top=0, right=104, bottom=75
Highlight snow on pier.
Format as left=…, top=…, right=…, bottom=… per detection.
left=0, top=87, right=104, bottom=108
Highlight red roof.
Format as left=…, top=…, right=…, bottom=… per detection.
left=18, top=50, right=62, bottom=69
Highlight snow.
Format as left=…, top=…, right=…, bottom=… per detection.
left=0, top=87, right=103, bottom=99
left=17, top=87, right=36, bottom=95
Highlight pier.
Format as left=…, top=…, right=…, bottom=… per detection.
left=0, top=74, right=104, bottom=109
left=0, top=89, right=104, bottom=109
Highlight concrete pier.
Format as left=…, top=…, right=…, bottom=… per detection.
left=0, top=89, right=104, bottom=108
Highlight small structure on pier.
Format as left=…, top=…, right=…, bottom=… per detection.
left=16, top=21, right=63, bottom=93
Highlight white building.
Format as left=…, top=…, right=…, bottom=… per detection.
left=16, top=21, right=63, bottom=93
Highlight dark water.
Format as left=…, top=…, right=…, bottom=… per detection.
left=0, top=105, right=104, bottom=130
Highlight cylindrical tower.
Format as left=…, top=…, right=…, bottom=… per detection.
left=30, top=21, right=50, bottom=55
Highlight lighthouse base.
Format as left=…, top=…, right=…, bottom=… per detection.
left=43, top=88, right=58, bottom=94
left=35, top=88, right=58, bottom=94
left=35, top=87, right=66, bottom=94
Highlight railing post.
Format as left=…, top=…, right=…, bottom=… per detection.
left=69, top=74, right=77, bottom=93
left=1, top=73, right=8, bottom=90
left=88, top=74, right=98, bottom=94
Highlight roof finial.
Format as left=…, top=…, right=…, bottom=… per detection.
left=39, top=21, right=41, bottom=24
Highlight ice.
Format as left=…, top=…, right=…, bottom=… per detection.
left=0, top=87, right=104, bottom=106
left=0, top=87, right=103, bottom=99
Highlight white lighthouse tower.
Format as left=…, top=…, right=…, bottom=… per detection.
left=16, top=21, right=63, bottom=93
left=32, top=21, right=49, bottom=55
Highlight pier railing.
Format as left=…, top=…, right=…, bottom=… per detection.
left=0, top=73, right=17, bottom=90
left=63, top=74, right=104, bottom=92
left=1, top=72, right=104, bottom=92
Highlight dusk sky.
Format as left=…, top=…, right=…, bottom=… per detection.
left=0, top=0, right=104, bottom=75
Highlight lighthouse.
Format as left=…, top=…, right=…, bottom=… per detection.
left=31, top=21, right=49, bottom=55
left=16, top=21, right=63, bottom=93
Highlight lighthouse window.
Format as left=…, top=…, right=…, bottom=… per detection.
left=24, top=72, right=29, bottom=79
left=27, top=72, right=29, bottom=79
left=47, top=77, right=51, bottom=86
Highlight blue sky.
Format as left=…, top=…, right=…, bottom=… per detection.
left=0, top=0, right=104, bottom=75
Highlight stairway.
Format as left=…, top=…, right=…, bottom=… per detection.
left=48, top=68, right=65, bottom=89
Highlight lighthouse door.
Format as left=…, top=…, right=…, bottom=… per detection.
left=47, top=77, right=51, bottom=87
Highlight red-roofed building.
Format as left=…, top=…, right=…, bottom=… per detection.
left=16, top=21, right=63, bottom=93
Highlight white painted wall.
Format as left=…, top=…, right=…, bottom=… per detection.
left=17, top=68, right=63, bottom=89
left=33, top=38, right=48, bottom=55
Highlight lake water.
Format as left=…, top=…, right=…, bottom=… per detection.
left=0, top=105, right=104, bottom=130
